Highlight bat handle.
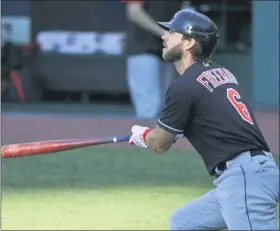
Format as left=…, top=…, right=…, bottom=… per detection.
left=113, top=135, right=131, bottom=143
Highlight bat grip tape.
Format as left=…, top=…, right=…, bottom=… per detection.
left=113, top=136, right=131, bottom=143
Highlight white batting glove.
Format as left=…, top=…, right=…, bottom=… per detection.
left=129, top=125, right=151, bottom=148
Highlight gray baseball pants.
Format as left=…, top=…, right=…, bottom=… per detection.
left=170, top=151, right=279, bottom=230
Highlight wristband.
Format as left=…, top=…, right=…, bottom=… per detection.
left=143, top=128, right=152, bottom=143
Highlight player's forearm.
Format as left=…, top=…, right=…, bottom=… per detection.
left=127, top=5, right=166, bottom=37
left=145, top=128, right=172, bottom=153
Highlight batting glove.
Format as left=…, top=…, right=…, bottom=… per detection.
left=129, top=125, right=151, bottom=148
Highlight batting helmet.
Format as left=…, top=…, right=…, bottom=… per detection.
left=157, top=10, right=219, bottom=59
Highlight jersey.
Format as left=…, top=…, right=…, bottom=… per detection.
left=157, top=61, right=270, bottom=175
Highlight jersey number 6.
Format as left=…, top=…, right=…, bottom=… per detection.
left=227, top=88, right=254, bottom=125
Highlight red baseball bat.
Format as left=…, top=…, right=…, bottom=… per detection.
left=1, top=135, right=131, bottom=158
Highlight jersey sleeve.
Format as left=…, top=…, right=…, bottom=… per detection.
left=157, top=81, right=194, bottom=134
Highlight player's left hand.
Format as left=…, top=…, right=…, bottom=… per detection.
left=129, top=125, right=151, bottom=148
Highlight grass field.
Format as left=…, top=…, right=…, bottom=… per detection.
left=2, top=147, right=279, bottom=230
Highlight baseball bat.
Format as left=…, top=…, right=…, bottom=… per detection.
left=1, top=135, right=131, bottom=158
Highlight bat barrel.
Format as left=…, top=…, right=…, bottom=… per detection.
left=1, top=136, right=131, bottom=158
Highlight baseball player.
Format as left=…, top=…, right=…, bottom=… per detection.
left=129, top=10, right=279, bottom=230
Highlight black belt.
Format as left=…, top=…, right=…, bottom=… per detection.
left=216, top=150, right=266, bottom=172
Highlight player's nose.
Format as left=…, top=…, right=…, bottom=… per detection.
left=162, top=33, right=168, bottom=41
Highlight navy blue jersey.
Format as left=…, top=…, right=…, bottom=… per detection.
left=157, top=61, right=270, bottom=175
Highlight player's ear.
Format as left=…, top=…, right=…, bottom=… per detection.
left=183, top=37, right=196, bottom=51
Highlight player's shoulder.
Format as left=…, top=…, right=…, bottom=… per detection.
left=179, top=61, right=219, bottom=85
left=178, top=60, right=240, bottom=94
left=189, top=60, right=224, bottom=73
left=166, top=74, right=195, bottom=99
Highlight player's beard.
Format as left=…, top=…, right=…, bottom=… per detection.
left=162, top=44, right=183, bottom=62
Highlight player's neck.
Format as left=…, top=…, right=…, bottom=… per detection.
left=173, top=55, right=197, bottom=75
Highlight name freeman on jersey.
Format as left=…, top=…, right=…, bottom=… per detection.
left=197, top=68, right=238, bottom=92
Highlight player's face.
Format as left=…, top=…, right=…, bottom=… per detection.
left=161, top=31, right=184, bottom=62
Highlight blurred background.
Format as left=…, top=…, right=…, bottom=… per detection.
left=1, top=1, right=279, bottom=230
left=1, top=0, right=279, bottom=115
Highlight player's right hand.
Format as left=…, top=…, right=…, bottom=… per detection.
left=129, top=125, right=151, bottom=148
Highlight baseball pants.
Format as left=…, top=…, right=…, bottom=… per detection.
left=127, top=53, right=176, bottom=118
left=170, top=151, right=279, bottom=230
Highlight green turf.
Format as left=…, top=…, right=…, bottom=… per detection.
left=2, top=148, right=279, bottom=230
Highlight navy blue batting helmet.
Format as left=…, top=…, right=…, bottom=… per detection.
left=157, top=10, right=219, bottom=59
